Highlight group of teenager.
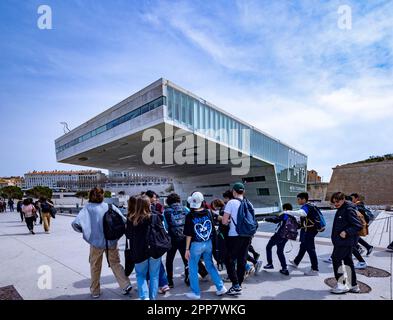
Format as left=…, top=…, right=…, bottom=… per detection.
left=16, top=197, right=55, bottom=234
left=71, top=184, right=384, bottom=300
left=72, top=183, right=263, bottom=300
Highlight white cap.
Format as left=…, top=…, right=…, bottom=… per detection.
left=187, top=192, right=204, bottom=209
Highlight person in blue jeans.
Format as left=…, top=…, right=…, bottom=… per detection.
left=184, top=192, right=227, bottom=300
left=126, top=195, right=162, bottom=300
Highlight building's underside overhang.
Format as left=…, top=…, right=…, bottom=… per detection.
left=57, top=122, right=274, bottom=177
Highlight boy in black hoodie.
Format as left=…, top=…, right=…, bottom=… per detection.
left=330, top=192, right=363, bottom=294
left=263, top=203, right=298, bottom=276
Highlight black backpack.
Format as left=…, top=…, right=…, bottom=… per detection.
left=146, top=214, right=172, bottom=259
left=103, top=204, right=125, bottom=267
left=278, top=215, right=299, bottom=240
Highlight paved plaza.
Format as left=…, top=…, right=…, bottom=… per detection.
left=0, top=210, right=392, bottom=300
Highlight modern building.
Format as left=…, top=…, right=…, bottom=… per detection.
left=24, top=170, right=107, bottom=191
left=55, top=79, right=307, bottom=212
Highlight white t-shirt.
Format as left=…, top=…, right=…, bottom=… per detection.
left=224, top=197, right=243, bottom=237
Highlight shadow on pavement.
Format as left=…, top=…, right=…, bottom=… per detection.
left=259, top=288, right=330, bottom=300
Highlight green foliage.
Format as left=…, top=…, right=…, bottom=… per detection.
left=0, top=186, right=23, bottom=200
left=74, top=191, right=89, bottom=199
left=355, top=154, right=393, bottom=164
left=25, top=186, right=53, bottom=200
left=104, top=191, right=112, bottom=198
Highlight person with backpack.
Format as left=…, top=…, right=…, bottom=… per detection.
left=22, top=198, right=37, bottom=234
left=126, top=195, right=170, bottom=300
left=184, top=192, right=227, bottom=300
left=222, top=182, right=258, bottom=296
left=211, top=199, right=228, bottom=271
left=145, top=190, right=170, bottom=294
left=350, top=193, right=374, bottom=257
left=289, top=192, right=325, bottom=276
left=8, top=199, right=14, bottom=212
left=17, top=200, right=24, bottom=222
left=264, top=203, right=298, bottom=276
left=330, top=192, right=363, bottom=294
left=39, top=197, right=54, bottom=233
left=71, top=187, right=132, bottom=299
left=163, top=193, right=207, bottom=288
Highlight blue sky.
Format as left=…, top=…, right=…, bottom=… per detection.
left=0, top=0, right=392, bottom=181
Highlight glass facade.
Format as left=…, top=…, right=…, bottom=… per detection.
left=166, top=85, right=307, bottom=204
left=56, top=96, right=166, bottom=153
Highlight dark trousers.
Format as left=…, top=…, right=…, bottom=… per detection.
left=332, top=246, right=357, bottom=287
left=215, top=233, right=227, bottom=266
left=358, top=237, right=372, bottom=250
left=352, top=240, right=365, bottom=263
left=266, top=233, right=288, bottom=269
left=165, top=238, right=208, bottom=281
left=225, top=236, right=251, bottom=286
left=19, top=211, right=24, bottom=222
left=294, top=230, right=319, bottom=271
left=25, top=217, right=34, bottom=232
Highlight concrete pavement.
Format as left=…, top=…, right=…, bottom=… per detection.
left=0, top=210, right=392, bottom=300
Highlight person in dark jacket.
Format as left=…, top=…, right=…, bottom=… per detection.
left=263, top=203, right=296, bottom=275
left=330, top=192, right=363, bottom=294
left=145, top=190, right=170, bottom=294
left=126, top=195, right=162, bottom=300
left=8, top=199, right=14, bottom=212
left=350, top=193, right=374, bottom=257
left=17, top=200, right=24, bottom=222
left=164, top=193, right=208, bottom=288
left=288, top=192, right=320, bottom=276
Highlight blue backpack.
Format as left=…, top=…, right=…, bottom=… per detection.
left=232, top=198, right=258, bottom=237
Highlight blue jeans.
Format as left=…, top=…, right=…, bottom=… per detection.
left=135, top=257, right=161, bottom=300
left=146, top=261, right=168, bottom=287
left=189, top=240, right=224, bottom=296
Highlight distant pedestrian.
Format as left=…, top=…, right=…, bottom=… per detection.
left=8, top=199, right=14, bottom=212
left=22, top=198, right=36, bottom=234
left=184, top=192, right=227, bottom=300
left=71, top=187, right=132, bottom=299
left=39, top=197, right=54, bottom=233
left=17, top=200, right=23, bottom=222
left=330, top=192, right=363, bottom=294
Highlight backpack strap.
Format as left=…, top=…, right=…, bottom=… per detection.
left=105, top=204, right=113, bottom=268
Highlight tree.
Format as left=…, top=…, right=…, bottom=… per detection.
left=25, top=186, right=53, bottom=200
left=104, top=191, right=112, bottom=198
left=0, top=186, right=23, bottom=200
left=74, top=191, right=89, bottom=206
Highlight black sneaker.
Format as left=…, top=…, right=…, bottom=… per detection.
left=366, top=246, right=374, bottom=256
left=168, top=279, right=174, bottom=288
left=280, top=269, right=289, bottom=276
left=226, top=286, right=242, bottom=296
left=263, top=263, right=274, bottom=269
left=387, top=244, right=393, bottom=251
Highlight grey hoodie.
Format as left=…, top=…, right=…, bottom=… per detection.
left=72, top=202, right=126, bottom=249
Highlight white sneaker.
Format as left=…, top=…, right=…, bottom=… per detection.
left=289, top=259, right=298, bottom=268
left=216, top=287, right=228, bottom=296
left=304, top=269, right=319, bottom=276
left=186, top=292, right=201, bottom=300
left=255, top=261, right=263, bottom=274
left=349, top=285, right=361, bottom=293
left=91, top=294, right=100, bottom=299
left=331, top=283, right=349, bottom=294
left=323, top=257, right=333, bottom=263
left=355, top=262, right=367, bottom=270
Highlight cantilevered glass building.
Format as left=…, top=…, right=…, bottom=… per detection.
left=55, top=78, right=307, bottom=212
